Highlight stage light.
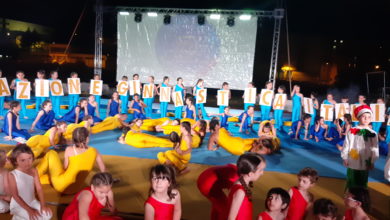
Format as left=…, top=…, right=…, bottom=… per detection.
left=375, top=65, right=380, bottom=70
left=119, top=11, right=129, bottom=16
left=239, top=14, right=251, bottom=20
left=147, top=12, right=158, bottom=17
left=198, top=15, right=205, bottom=25
left=164, top=15, right=171, bottom=25
left=210, top=14, right=221, bottom=20
left=227, top=16, right=235, bottom=27
left=134, top=13, right=142, bottom=23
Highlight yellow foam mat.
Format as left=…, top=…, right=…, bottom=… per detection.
left=0, top=153, right=388, bottom=219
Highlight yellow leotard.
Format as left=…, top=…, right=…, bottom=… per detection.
left=217, top=128, right=257, bottom=155
left=25, top=128, right=61, bottom=157
left=141, top=118, right=170, bottom=131
left=157, top=136, right=191, bottom=171
left=124, top=126, right=174, bottom=148
left=162, top=125, right=181, bottom=135
left=91, top=116, right=122, bottom=134
left=64, top=121, right=89, bottom=140
left=37, top=147, right=97, bottom=194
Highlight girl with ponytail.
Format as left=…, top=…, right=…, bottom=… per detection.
left=227, top=153, right=266, bottom=220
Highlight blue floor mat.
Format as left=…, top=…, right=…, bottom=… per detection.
left=0, top=99, right=387, bottom=183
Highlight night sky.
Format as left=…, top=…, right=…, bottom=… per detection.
left=1, top=0, right=390, bottom=92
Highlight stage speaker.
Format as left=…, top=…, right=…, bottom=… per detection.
left=134, top=13, right=142, bottom=23
left=227, top=16, right=235, bottom=27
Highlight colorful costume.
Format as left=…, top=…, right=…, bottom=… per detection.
left=10, top=169, right=52, bottom=219
left=64, top=121, right=89, bottom=140
left=238, top=111, right=252, bottom=133
left=341, top=126, right=379, bottom=189
left=174, top=84, right=184, bottom=119
left=68, top=94, right=80, bottom=110
left=59, top=105, right=84, bottom=123
left=258, top=212, right=272, bottom=220
left=160, top=83, right=169, bottom=118
left=141, top=118, right=170, bottom=131
left=291, top=94, right=302, bottom=123
left=123, top=127, right=174, bottom=148
left=157, top=136, right=191, bottom=171
left=274, top=106, right=284, bottom=130
left=217, top=128, right=256, bottom=155
left=49, top=78, right=62, bottom=116
left=371, top=122, right=382, bottom=134
left=0, top=96, right=5, bottom=118
left=260, top=104, right=272, bottom=121
left=195, top=85, right=208, bottom=120
left=311, top=101, right=318, bottom=126
left=220, top=114, right=229, bottom=129
left=343, top=209, right=353, bottom=220
left=227, top=184, right=252, bottom=220
left=35, top=109, right=55, bottom=130
left=2, top=111, right=31, bottom=139
left=197, top=164, right=238, bottom=220
left=14, top=78, right=27, bottom=118
left=312, top=125, right=326, bottom=141
left=184, top=106, right=195, bottom=119
left=94, top=95, right=101, bottom=113
left=91, top=116, right=122, bottom=134
left=35, top=96, right=46, bottom=113
left=108, top=99, right=120, bottom=116
left=119, top=93, right=128, bottom=114
left=145, top=196, right=174, bottom=220
left=87, top=103, right=102, bottom=123
left=37, top=147, right=98, bottom=194
left=26, top=128, right=61, bottom=157
left=132, top=100, right=146, bottom=119
left=62, top=186, right=121, bottom=220
left=144, top=83, right=155, bottom=118
left=286, top=187, right=307, bottom=220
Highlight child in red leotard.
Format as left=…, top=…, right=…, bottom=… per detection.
left=62, top=172, right=122, bottom=220
left=258, top=187, right=290, bottom=220
left=343, top=187, right=370, bottom=220
left=197, top=164, right=238, bottom=220
left=227, top=153, right=266, bottom=220
left=145, top=164, right=181, bottom=220
left=286, top=167, right=319, bottom=220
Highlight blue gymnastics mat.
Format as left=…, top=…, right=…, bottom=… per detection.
left=0, top=98, right=387, bottom=183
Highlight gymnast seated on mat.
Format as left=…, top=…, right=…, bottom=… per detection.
left=117, top=119, right=174, bottom=148
left=62, top=172, right=122, bottom=220
left=288, top=114, right=312, bottom=140
left=157, top=122, right=193, bottom=175
left=59, top=98, right=88, bottom=124
left=24, top=121, right=67, bottom=158
left=335, top=114, right=352, bottom=150
left=208, top=106, right=237, bottom=129
left=208, top=119, right=278, bottom=155
left=2, top=101, right=31, bottom=141
left=129, top=93, right=146, bottom=119
left=30, top=100, right=56, bottom=132
left=107, top=92, right=121, bottom=117
left=63, top=115, right=94, bottom=141
left=87, top=95, right=103, bottom=124
left=311, top=116, right=329, bottom=142
left=258, top=120, right=277, bottom=138
left=90, top=114, right=130, bottom=134
left=36, top=127, right=106, bottom=194
left=237, top=106, right=255, bottom=134
left=183, top=96, right=196, bottom=120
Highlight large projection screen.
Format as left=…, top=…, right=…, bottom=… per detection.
left=117, top=12, right=258, bottom=89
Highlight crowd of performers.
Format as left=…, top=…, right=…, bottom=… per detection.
left=0, top=70, right=389, bottom=219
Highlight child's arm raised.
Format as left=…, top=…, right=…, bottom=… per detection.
left=33, top=168, right=52, bottom=216
left=8, top=172, right=41, bottom=219
left=227, top=188, right=245, bottom=220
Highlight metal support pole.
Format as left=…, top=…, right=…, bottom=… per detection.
left=366, top=72, right=369, bottom=94
left=94, top=0, right=103, bottom=76
left=268, top=9, right=284, bottom=88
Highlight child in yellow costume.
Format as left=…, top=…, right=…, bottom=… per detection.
left=36, top=127, right=106, bottom=194
left=118, top=119, right=174, bottom=148
left=25, top=121, right=67, bottom=158
left=140, top=117, right=171, bottom=131
left=90, top=114, right=130, bottom=134
left=157, top=121, right=192, bottom=174
left=63, top=115, right=93, bottom=141
left=161, top=118, right=198, bottom=135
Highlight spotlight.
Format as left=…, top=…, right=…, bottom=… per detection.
left=198, top=15, right=205, bottom=25
left=210, top=14, right=221, bottom=20
left=147, top=12, right=158, bottom=17
left=119, top=11, right=129, bottom=16
left=239, top=14, right=251, bottom=20
left=227, top=16, right=235, bottom=27
left=164, top=15, right=171, bottom=25
left=134, top=13, right=142, bottom=23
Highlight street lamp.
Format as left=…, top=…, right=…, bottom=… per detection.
left=281, top=65, right=296, bottom=92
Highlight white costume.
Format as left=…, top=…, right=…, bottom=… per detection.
left=10, top=169, right=52, bottom=220
left=0, top=171, right=10, bottom=213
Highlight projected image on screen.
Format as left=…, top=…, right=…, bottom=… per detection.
left=117, top=13, right=258, bottom=89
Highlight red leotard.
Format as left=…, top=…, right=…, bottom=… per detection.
left=197, top=164, right=239, bottom=220
left=227, top=184, right=252, bottom=220
left=62, top=187, right=122, bottom=220
left=344, top=209, right=353, bottom=220
left=258, top=212, right=273, bottom=220
left=286, top=187, right=308, bottom=220
left=145, top=196, right=175, bottom=220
